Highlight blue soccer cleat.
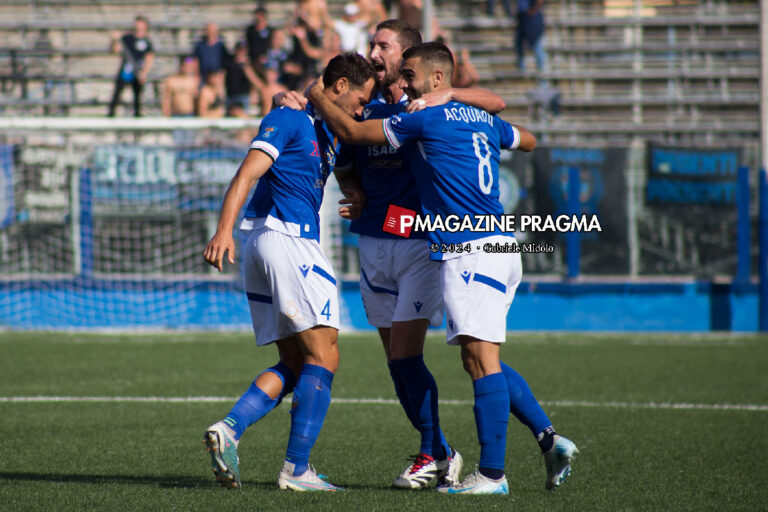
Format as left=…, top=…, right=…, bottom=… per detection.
left=204, top=421, right=242, bottom=489
left=544, top=435, right=578, bottom=490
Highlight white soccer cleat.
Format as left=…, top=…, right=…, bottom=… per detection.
left=203, top=421, right=241, bottom=489
left=437, top=467, right=509, bottom=495
left=436, top=446, right=464, bottom=488
left=277, top=461, right=343, bottom=491
left=544, top=435, right=578, bottom=490
left=392, top=452, right=441, bottom=489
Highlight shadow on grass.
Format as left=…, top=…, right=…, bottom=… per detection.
left=0, top=471, right=277, bottom=490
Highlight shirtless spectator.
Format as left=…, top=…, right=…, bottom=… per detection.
left=198, top=70, right=225, bottom=118
left=162, top=55, right=199, bottom=117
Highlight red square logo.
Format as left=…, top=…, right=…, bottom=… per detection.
left=382, top=204, right=416, bottom=238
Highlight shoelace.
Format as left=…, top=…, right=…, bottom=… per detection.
left=407, top=453, right=435, bottom=474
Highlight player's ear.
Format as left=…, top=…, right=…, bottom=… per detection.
left=332, top=77, right=349, bottom=95
left=432, top=68, right=444, bottom=88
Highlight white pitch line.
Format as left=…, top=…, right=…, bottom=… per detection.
left=0, top=396, right=766, bottom=411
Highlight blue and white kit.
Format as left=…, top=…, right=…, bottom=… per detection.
left=382, top=102, right=523, bottom=342
left=242, top=103, right=341, bottom=344
left=337, top=92, right=442, bottom=328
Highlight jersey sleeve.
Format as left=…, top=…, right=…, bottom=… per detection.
left=249, top=108, right=295, bottom=161
left=497, top=118, right=521, bottom=151
left=382, top=110, right=425, bottom=150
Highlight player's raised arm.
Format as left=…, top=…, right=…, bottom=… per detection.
left=406, top=87, right=506, bottom=114
left=308, top=80, right=387, bottom=145
left=203, top=150, right=273, bottom=271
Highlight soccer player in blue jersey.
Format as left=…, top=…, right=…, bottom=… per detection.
left=202, top=52, right=376, bottom=492
left=308, top=42, right=578, bottom=495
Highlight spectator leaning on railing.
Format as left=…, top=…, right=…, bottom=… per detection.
left=108, top=15, right=154, bottom=117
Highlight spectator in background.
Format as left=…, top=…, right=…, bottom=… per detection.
left=453, top=47, right=479, bottom=88
left=198, top=70, right=225, bottom=118
left=245, top=5, right=272, bottom=79
left=295, top=0, right=332, bottom=33
left=290, top=18, right=324, bottom=90
left=355, top=0, right=388, bottom=33
left=260, top=66, right=288, bottom=116
left=224, top=42, right=264, bottom=114
left=108, top=15, right=154, bottom=117
left=487, top=0, right=514, bottom=17
left=334, top=3, right=368, bottom=55
left=265, top=28, right=304, bottom=92
left=162, top=55, right=199, bottom=116
left=322, top=29, right=343, bottom=67
left=193, top=23, right=230, bottom=88
left=516, top=0, right=546, bottom=72
left=398, top=0, right=422, bottom=33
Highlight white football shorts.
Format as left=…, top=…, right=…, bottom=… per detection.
left=242, top=226, right=340, bottom=346
left=441, top=235, right=522, bottom=344
left=358, top=236, right=443, bottom=328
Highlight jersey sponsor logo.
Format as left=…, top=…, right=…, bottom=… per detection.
left=363, top=108, right=372, bottom=119
left=263, top=126, right=276, bottom=139
left=313, top=178, right=324, bottom=189
left=382, top=204, right=416, bottom=237
left=367, top=145, right=398, bottom=157
left=460, top=271, right=471, bottom=284
left=310, top=140, right=321, bottom=157
left=299, top=264, right=310, bottom=277
left=413, top=301, right=423, bottom=313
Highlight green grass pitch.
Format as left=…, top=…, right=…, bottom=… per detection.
left=1, top=331, right=767, bottom=511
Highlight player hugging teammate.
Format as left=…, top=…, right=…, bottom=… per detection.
left=203, top=19, right=577, bottom=495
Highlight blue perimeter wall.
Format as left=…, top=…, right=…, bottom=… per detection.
left=0, top=280, right=757, bottom=331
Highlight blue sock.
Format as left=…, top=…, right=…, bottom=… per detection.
left=388, top=362, right=420, bottom=431
left=391, top=355, right=449, bottom=459
left=224, top=361, right=297, bottom=441
left=473, top=372, right=509, bottom=474
left=500, top=362, right=552, bottom=438
left=285, top=364, right=334, bottom=476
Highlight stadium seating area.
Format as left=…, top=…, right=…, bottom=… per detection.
left=0, top=0, right=760, bottom=144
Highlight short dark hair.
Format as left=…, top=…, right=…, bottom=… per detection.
left=402, top=41, right=454, bottom=76
left=254, top=5, right=267, bottom=14
left=135, top=15, right=149, bottom=26
left=322, top=52, right=376, bottom=89
left=375, top=19, right=422, bottom=51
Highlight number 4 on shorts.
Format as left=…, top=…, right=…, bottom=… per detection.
left=321, top=299, right=331, bottom=320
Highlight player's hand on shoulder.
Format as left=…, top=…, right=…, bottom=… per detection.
left=203, top=232, right=236, bottom=271
left=338, top=186, right=365, bottom=220
left=406, top=90, right=452, bottom=113
left=273, top=90, right=307, bottom=111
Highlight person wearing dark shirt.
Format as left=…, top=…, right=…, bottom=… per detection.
left=245, top=5, right=273, bottom=79
left=108, top=16, right=155, bottom=117
left=516, top=0, right=546, bottom=72
left=193, top=23, right=230, bottom=84
left=225, top=42, right=265, bottom=113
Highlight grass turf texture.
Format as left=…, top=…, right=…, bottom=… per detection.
left=1, top=332, right=766, bottom=511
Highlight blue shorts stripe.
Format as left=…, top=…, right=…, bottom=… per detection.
left=473, top=273, right=507, bottom=294
left=312, top=264, right=337, bottom=286
left=360, top=268, right=398, bottom=296
left=246, top=292, right=273, bottom=304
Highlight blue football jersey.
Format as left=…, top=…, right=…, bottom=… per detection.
left=243, top=103, right=340, bottom=241
left=340, top=93, right=425, bottom=239
left=382, top=102, right=521, bottom=258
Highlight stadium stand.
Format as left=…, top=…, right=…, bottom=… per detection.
left=0, top=0, right=759, bottom=143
